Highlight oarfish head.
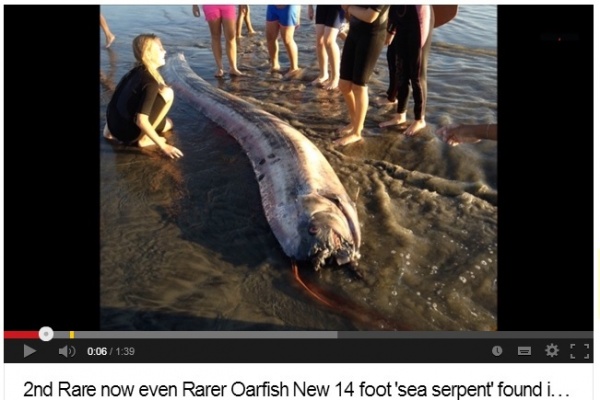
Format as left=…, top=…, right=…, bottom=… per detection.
left=298, top=194, right=361, bottom=272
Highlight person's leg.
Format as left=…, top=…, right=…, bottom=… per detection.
left=386, top=36, right=398, bottom=102
left=207, top=18, right=225, bottom=77
left=336, top=27, right=356, bottom=136
left=154, top=86, right=174, bottom=130
left=379, top=110, right=407, bottom=128
left=405, top=15, right=433, bottom=136
left=353, top=83, right=369, bottom=133
left=104, top=108, right=125, bottom=142
left=221, top=9, right=243, bottom=75
left=280, top=25, right=300, bottom=77
left=380, top=52, right=408, bottom=128
left=100, top=13, right=116, bottom=48
left=106, top=107, right=147, bottom=145
left=336, top=28, right=385, bottom=143
left=276, top=6, right=301, bottom=78
left=137, top=87, right=174, bottom=147
left=336, top=79, right=355, bottom=136
left=266, top=21, right=281, bottom=71
left=137, top=134, right=167, bottom=148
left=380, top=35, right=410, bottom=128
left=335, top=83, right=367, bottom=146
left=372, top=42, right=397, bottom=106
left=245, top=6, right=257, bottom=34
left=379, top=78, right=408, bottom=127
left=322, top=26, right=341, bottom=90
left=236, top=6, right=244, bottom=38
left=312, top=24, right=328, bottom=85
left=404, top=72, right=427, bottom=136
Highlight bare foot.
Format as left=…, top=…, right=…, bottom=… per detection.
left=248, top=30, right=258, bottom=36
left=372, top=96, right=397, bottom=107
left=334, top=133, right=363, bottom=146
left=103, top=124, right=115, bottom=140
left=214, top=68, right=224, bottom=78
left=271, top=64, right=281, bottom=73
left=405, top=119, right=426, bottom=136
left=379, top=114, right=407, bottom=128
left=284, top=68, right=302, bottom=79
left=229, top=68, right=245, bottom=76
left=312, top=75, right=329, bottom=86
left=323, top=78, right=339, bottom=91
left=105, top=34, right=116, bottom=48
left=336, top=123, right=353, bottom=136
left=138, top=135, right=166, bottom=148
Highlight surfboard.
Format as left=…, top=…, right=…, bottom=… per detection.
left=432, top=5, right=458, bottom=28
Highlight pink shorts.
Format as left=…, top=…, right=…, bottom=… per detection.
left=202, top=5, right=236, bottom=22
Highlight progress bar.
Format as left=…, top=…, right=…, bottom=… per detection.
left=4, top=330, right=594, bottom=339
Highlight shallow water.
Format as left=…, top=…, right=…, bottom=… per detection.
left=100, top=5, right=497, bottom=331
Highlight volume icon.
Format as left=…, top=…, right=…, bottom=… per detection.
left=58, top=345, right=76, bottom=358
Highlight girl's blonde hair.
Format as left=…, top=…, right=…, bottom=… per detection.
left=132, top=33, right=165, bottom=85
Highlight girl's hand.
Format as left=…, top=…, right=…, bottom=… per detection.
left=161, top=144, right=184, bottom=159
left=436, top=124, right=481, bottom=146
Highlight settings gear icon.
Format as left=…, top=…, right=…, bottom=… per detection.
left=545, top=343, right=559, bottom=358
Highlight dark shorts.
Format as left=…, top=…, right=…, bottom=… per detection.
left=339, top=28, right=387, bottom=86
left=107, top=96, right=167, bottom=145
left=315, top=5, right=345, bottom=29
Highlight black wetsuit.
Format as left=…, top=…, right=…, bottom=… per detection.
left=106, top=65, right=167, bottom=144
left=339, top=5, right=389, bottom=86
left=387, top=5, right=434, bottom=120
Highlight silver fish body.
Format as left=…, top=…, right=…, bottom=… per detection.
left=164, top=54, right=361, bottom=269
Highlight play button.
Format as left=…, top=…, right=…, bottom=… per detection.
left=24, top=344, right=37, bottom=359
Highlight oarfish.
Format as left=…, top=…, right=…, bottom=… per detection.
left=163, top=54, right=361, bottom=270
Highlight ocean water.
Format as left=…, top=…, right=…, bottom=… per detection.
left=100, top=5, right=497, bottom=331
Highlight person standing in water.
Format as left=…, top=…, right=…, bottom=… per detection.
left=379, top=5, right=434, bottom=136
left=334, top=5, right=389, bottom=146
left=236, top=5, right=258, bottom=38
left=103, top=34, right=183, bottom=159
left=193, top=5, right=244, bottom=77
left=100, top=13, right=116, bottom=48
left=307, top=5, right=345, bottom=90
left=265, top=5, right=302, bottom=78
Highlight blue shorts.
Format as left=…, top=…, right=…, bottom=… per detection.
left=266, top=5, right=301, bottom=27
